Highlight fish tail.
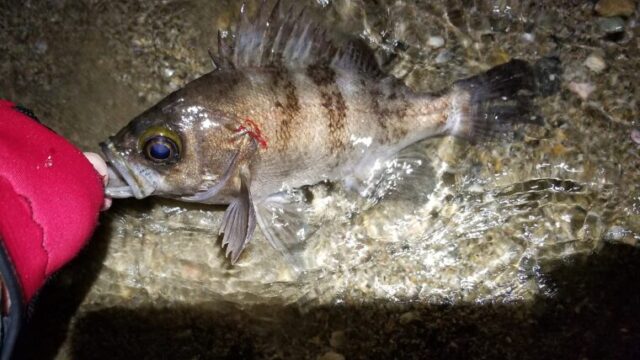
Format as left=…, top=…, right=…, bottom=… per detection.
left=447, top=56, right=561, bottom=142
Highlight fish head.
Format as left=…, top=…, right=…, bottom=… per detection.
left=100, top=87, right=247, bottom=202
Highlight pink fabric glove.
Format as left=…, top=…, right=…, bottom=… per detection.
left=0, top=99, right=104, bottom=303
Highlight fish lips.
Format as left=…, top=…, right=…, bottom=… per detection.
left=100, top=140, right=154, bottom=199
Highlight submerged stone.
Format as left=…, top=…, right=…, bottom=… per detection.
left=597, top=16, right=626, bottom=34
left=595, top=0, right=636, bottom=17
left=585, top=53, right=607, bottom=73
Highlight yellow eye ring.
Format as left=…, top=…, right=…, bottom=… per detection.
left=139, top=126, right=183, bottom=164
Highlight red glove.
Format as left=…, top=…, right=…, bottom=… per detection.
left=0, top=99, right=105, bottom=357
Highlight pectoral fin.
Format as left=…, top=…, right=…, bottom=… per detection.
left=219, top=167, right=256, bottom=264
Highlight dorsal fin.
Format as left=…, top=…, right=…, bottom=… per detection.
left=214, top=0, right=382, bottom=77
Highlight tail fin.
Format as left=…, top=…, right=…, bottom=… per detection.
left=449, top=57, right=561, bottom=142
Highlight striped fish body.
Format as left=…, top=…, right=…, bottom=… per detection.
left=183, top=65, right=452, bottom=199
left=101, top=1, right=558, bottom=265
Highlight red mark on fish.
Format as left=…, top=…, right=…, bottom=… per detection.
left=236, top=118, right=268, bottom=149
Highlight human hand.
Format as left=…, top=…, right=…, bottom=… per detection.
left=83, top=152, right=112, bottom=211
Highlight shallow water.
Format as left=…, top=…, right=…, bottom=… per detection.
left=2, top=0, right=639, bottom=358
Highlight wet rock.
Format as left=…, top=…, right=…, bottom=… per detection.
left=162, top=67, right=175, bottom=78
left=34, top=39, right=48, bottom=54
left=605, top=226, right=627, bottom=241
left=168, top=77, right=182, bottom=91
left=595, top=0, right=636, bottom=17
left=310, top=335, right=323, bottom=346
left=318, top=351, right=346, bottom=360
left=604, top=226, right=637, bottom=246
left=398, top=311, right=421, bottom=324
left=584, top=53, right=607, bottom=73
left=488, top=49, right=510, bottom=66
left=597, top=16, right=627, bottom=41
left=597, top=16, right=626, bottom=34
left=329, top=330, right=346, bottom=348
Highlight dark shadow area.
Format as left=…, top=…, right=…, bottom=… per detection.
left=11, top=197, right=221, bottom=360
left=11, top=203, right=122, bottom=360
left=41, top=242, right=639, bottom=360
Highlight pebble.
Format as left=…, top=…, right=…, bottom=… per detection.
left=488, top=49, right=510, bottom=66
left=604, top=226, right=627, bottom=241
left=168, top=77, right=182, bottom=91
left=568, top=81, right=596, bottom=100
left=398, top=311, right=420, bottom=324
left=550, top=143, right=568, bottom=156
left=34, top=39, right=48, bottom=54
left=584, top=54, right=607, bottom=73
left=329, top=330, right=346, bottom=348
left=318, top=351, right=345, bottom=360
left=427, top=35, right=445, bottom=48
left=521, top=33, right=535, bottom=42
left=435, top=49, right=452, bottom=64
left=310, top=335, right=322, bottom=346
left=631, top=129, right=640, bottom=144
left=597, top=16, right=626, bottom=34
left=595, top=0, right=636, bottom=17
left=162, top=67, right=175, bottom=78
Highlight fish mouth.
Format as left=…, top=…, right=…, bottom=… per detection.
left=100, top=140, right=152, bottom=199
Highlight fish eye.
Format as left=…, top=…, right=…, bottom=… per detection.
left=139, top=127, right=182, bottom=164
left=144, top=136, right=177, bottom=162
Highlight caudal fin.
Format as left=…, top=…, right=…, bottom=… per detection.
left=449, top=57, right=561, bottom=142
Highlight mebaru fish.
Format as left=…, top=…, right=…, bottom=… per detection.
left=100, top=1, right=560, bottom=265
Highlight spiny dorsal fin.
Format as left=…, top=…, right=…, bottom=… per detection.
left=214, top=0, right=382, bottom=77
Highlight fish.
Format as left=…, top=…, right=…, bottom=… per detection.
left=100, top=0, right=561, bottom=266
